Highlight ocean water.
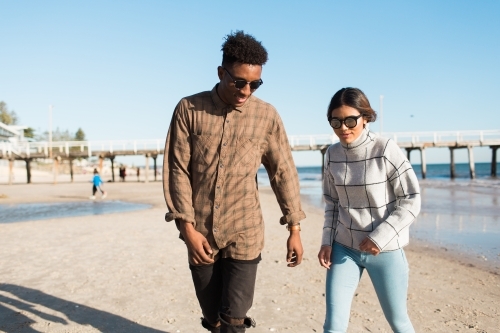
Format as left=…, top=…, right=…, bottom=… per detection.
left=0, top=201, right=151, bottom=224
left=258, top=162, right=500, bottom=264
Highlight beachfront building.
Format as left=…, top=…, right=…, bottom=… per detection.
left=0, top=122, right=27, bottom=143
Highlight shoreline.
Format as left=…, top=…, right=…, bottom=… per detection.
left=1, top=182, right=499, bottom=331
left=2, top=181, right=498, bottom=276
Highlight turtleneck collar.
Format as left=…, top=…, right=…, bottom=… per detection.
left=341, top=128, right=374, bottom=150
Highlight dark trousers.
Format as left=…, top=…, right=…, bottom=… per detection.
left=92, top=185, right=103, bottom=196
left=190, top=256, right=259, bottom=331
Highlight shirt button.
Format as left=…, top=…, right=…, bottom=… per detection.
left=214, top=228, right=218, bottom=232
left=215, top=205, right=219, bottom=209
left=223, top=142, right=227, bottom=146
left=220, top=164, right=224, bottom=168
left=226, top=120, right=229, bottom=123
left=217, top=185, right=220, bottom=189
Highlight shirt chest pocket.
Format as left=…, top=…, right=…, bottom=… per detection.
left=233, top=138, right=259, bottom=168
left=191, top=134, right=219, bottom=167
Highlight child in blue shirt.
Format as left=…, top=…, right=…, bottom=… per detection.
left=90, top=168, right=107, bottom=200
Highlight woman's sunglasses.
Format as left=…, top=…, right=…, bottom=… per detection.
left=328, top=114, right=363, bottom=129
left=223, top=67, right=263, bottom=90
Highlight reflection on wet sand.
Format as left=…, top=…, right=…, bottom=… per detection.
left=420, top=185, right=500, bottom=218
left=0, top=201, right=151, bottom=224
left=412, top=211, right=500, bottom=264
left=300, top=179, right=500, bottom=266
left=286, top=174, right=500, bottom=268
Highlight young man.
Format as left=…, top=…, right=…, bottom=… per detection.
left=163, top=31, right=306, bottom=333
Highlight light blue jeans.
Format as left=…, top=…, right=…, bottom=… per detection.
left=324, top=242, right=414, bottom=333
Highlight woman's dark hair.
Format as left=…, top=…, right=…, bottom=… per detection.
left=221, top=31, right=268, bottom=66
left=327, top=87, right=377, bottom=123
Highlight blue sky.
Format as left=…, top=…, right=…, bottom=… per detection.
left=1, top=1, right=499, bottom=166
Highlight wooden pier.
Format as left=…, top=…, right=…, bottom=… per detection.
left=1, top=130, right=500, bottom=184
left=288, top=130, right=500, bottom=179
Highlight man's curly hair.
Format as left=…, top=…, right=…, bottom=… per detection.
left=221, top=31, right=268, bottom=66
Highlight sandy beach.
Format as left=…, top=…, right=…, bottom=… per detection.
left=1, top=179, right=499, bottom=332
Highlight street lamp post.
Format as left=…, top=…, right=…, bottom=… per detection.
left=49, top=104, right=53, bottom=158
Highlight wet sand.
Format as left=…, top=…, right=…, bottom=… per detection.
left=1, top=180, right=499, bottom=332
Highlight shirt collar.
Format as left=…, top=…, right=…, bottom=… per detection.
left=210, top=84, right=253, bottom=113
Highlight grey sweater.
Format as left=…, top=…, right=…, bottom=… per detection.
left=322, top=129, right=421, bottom=252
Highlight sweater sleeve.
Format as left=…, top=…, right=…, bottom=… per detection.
left=321, top=148, right=339, bottom=247
left=368, top=139, right=421, bottom=250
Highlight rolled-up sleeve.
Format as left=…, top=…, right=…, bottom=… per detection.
left=163, top=100, right=197, bottom=225
left=261, top=112, right=306, bottom=225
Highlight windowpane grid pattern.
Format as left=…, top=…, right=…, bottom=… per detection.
left=322, top=130, right=421, bottom=251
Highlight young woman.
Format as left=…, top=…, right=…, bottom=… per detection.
left=318, top=88, right=420, bottom=333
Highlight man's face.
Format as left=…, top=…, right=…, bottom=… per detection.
left=217, top=63, right=262, bottom=108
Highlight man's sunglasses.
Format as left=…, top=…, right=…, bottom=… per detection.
left=223, top=67, right=263, bottom=90
left=328, top=114, right=363, bottom=129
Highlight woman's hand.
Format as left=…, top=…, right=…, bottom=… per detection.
left=359, top=237, right=380, bottom=256
left=317, top=245, right=332, bottom=269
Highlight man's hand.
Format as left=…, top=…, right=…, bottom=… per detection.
left=179, top=222, right=214, bottom=265
left=359, top=237, right=380, bottom=256
left=317, top=245, right=332, bottom=269
left=286, top=230, right=303, bottom=267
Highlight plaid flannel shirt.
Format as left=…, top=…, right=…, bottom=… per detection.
left=163, top=85, right=305, bottom=260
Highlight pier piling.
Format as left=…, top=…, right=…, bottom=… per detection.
left=420, top=148, right=427, bottom=179
left=98, top=156, right=104, bottom=174
left=320, top=147, right=328, bottom=179
left=145, top=154, right=150, bottom=183
left=110, top=156, right=115, bottom=182
left=8, top=159, right=14, bottom=185
left=25, top=158, right=32, bottom=184
left=449, top=148, right=456, bottom=179
left=53, top=156, right=60, bottom=184
left=405, top=148, right=427, bottom=179
left=492, top=146, right=499, bottom=177
left=153, top=155, right=158, bottom=181
left=467, top=146, right=475, bottom=179
left=69, top=159, right=74, bottom=182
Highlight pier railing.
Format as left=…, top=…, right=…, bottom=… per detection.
left=0, top=139, right=165, bottom=158
left=381, top=130, right=500, bottom=148
left=1, top=130, right=500, bottom=159
left=2, top=130, right=499, bottom=183
left=287, top=129, right=500, bottom=150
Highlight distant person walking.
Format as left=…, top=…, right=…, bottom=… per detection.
left=90, top=168, right=107, bottom=200
left=119, top=165, right=126, bottom=182
left=318, top=87, right=421, bottom=333
left=136, top=167, right=140, bottom=182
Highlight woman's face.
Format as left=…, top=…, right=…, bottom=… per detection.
left=330, top=105, right=367, bottom=145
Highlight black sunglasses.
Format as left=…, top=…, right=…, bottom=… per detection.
left=223, top=67, right=263, bottom=90
left=328, top=114, right=363, bottom=129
